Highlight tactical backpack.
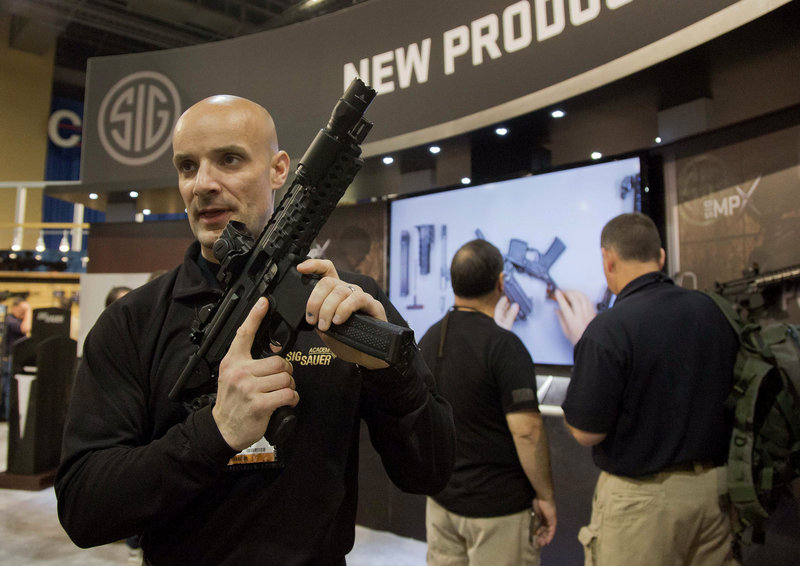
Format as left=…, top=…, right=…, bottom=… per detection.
left=705, top=292, right=800, bottom=546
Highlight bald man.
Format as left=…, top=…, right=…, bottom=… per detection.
left=56, top=95, right=455, bottom=566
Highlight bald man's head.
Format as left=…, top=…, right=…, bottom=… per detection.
left=172, top=95, right=290, bottom=262
left=174, top=95, right=280, bottom=155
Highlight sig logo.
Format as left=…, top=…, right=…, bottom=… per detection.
left=98, top=71, right=181, bottom=166
left=702, top=177, right=761, bottom=220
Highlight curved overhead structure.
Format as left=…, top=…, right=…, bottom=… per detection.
left=80, top=0, right=791, bottom=188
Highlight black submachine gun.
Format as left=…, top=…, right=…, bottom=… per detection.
left=168, top=79, right=416, bottom=446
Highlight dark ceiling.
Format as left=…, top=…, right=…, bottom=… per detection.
left=0, top=0, right=371, bottom=99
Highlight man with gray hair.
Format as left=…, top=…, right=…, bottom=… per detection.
left=562, top=212, right=739, bottom=565
left=420, top=238, right=556, bottom=566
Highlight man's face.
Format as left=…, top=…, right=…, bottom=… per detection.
left=172, top=97, right=284, bottom=261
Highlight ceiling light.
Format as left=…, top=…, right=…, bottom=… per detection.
left=461, top=177, right=471, bottom=185
left=129, top=190, right=139, bottom=198
left=35, top=231, right=45, bottom=252
left=10, top=231, right=22, bottom=252
left=655, top=136, right=662, bottom=143
left=382, top=156, right=394, bottom=165
left=59, top=230, right=70, bottom=252
left=495, top=127, right=508, bottom=136
left=143, top=209, right=152, bottom=215
left=429, top=145, right=441, bottom=154
left=89, top=193, right=99, bottom=200
left=550, top=109, right=565, bottom=119
left=590, top=151, right=602, bottom=160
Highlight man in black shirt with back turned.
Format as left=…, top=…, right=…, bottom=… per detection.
left=420, top=239, right=556, bottom=566
left=561, top=212, right=739, bottom=566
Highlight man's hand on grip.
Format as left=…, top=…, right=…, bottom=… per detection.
left=213, top=297, right=298, bottom=451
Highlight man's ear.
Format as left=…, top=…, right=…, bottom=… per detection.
left=601, top=247, right=615, bottom=274
left=497, top=271, right=505, bottom=294
left=601, top=247, right=620, bottom=293
left=270, top=150, right=290, bottom=189
left=658, top=248, right=666, bottom=270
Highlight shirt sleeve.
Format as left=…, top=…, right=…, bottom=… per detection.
left=493, top=331, right=540, bottom=414
left=562, top=318, right=628, bottom=434
left=351, top=274, right=456, bottom=495
left=55, top=304, right=238, bottom=548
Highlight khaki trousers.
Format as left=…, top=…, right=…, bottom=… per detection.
left=579, top=467, right=740, bottom=566
left=426, top=498, right=540, bottom=566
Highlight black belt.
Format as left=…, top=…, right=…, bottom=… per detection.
left=660, top=461, right=717, bottom=474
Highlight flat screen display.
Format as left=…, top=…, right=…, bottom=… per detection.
left=388, top=156, right=641, bottom=366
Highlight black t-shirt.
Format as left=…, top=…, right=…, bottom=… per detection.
left=562, top=272, right=738, bottom=477
left=420, top=308, right=539, bottom=517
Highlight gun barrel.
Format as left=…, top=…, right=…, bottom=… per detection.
left=716, top=264, right=800, bottom=297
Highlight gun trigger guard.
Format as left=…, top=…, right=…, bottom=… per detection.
left=276, top=326, right=299, bottom=357
left=263, top=319, right=299, bottom=358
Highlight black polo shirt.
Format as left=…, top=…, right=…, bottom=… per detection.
left=562, top=272, right=738, bottom=477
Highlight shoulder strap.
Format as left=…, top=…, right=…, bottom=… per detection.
left=703, top=291, right=775, bottom=366
left=703, top=291, right=748, bottom=336
left=432, top=310, right=453, bottom=380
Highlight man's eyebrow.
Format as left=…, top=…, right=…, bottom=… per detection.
left=172, top=145, right=248, bottom=165
left=172, top=152, right=191, bottom=165
left=212, top=144, right=249, bottom=156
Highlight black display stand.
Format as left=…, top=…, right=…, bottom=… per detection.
left=0, top=308, right=76, bottom=490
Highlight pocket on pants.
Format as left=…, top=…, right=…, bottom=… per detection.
left=604, top=491, right=656, bottom=526
left=578, top=525, right=598, bottom=566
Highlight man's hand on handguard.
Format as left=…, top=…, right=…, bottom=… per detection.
left=213, top=297, right=299, bottom=452
left=554, top=289, right=597, bottom=346
left=296, top=258, right=390, bottom=370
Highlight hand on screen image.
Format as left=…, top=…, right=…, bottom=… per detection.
left=554, top=289, right=597, bottom=345
left=494, top=295, right=520, bottom=330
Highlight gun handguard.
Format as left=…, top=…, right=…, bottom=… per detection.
left=169, top=79, right=416, bottom=446
left=715, top=264, right=800, bottom=298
